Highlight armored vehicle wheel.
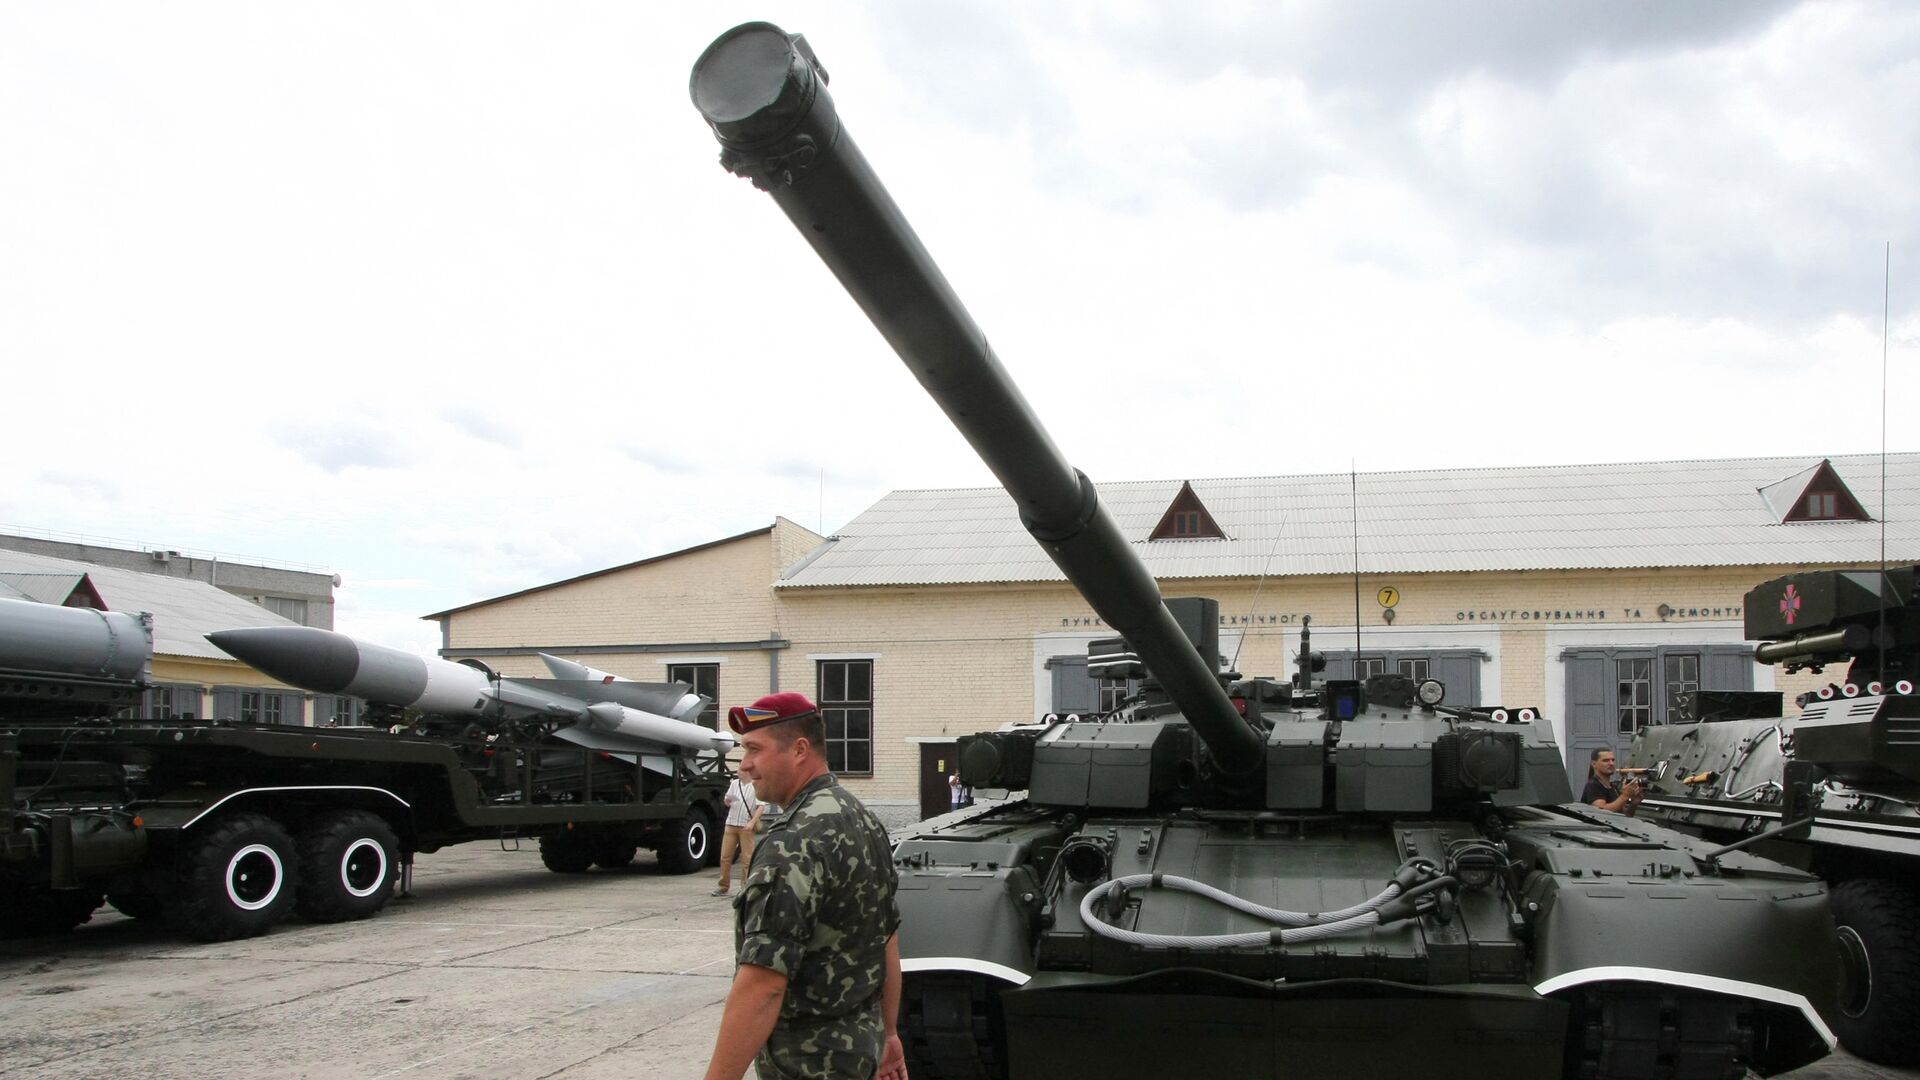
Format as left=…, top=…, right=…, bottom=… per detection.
left=656, top=807, right=712, bottom=875
left=166, top=813, right=296, bottom=942
left=1830, top=878, right=1920, bottom=1065
left=294, top=811, right=400, bottom=923
left=1, top=884, right=104, bottom=938
left=591, top=840, right=638, bottom=870
left=108, top=889, right=168, bottom=921
left=540, top=831, right=594, bottom=874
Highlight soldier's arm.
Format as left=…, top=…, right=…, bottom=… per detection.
left=703, top=963, right=787, bottom=1080
left=876, top=933, right=906, bottom=1080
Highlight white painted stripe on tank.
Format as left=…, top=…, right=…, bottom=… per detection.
left=902, top=957, right=1031, bottom=985
left=1533, top=966, right=1835, bottom=1048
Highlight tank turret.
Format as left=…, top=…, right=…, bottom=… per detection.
left=691, top=23, right=1836, bottom=1079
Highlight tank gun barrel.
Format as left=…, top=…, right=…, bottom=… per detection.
left=689, top=23, right=1265, bottom=774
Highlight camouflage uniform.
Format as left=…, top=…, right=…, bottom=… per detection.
left=734, top=772, right=899, bottom=1080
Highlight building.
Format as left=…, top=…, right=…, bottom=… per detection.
left=0, top=531, right=338, bottom=629
left=0, top=549, right=322, bottom=724
left=429, top=454, right=1920, bottom=820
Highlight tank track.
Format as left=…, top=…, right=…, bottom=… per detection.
left=1572, top=985, right=1754, bottom=1080
left=903, top=972, right=1003, bottom=1080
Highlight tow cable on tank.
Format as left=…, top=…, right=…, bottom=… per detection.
left=1079, top=859, right=1456, bottom=948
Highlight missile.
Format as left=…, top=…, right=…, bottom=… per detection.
left=0, top=596, right=154, bottom=683
left=207, top=626, right=495, bottom=715
left=581, top=701, right=735, bottom=754
left=540, top=652, right=618, bottom=682
left=207, top=624, right=732, bottom=756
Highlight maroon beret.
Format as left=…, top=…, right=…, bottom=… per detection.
left=727, top=691, right=821, bottom=734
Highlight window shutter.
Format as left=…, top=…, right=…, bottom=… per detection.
left=1431, top=651, right=1482, bottom=707
left=1049, top=655, right=1099, bottom=714
left=1562, top=649, right=1614, bottom=792
left=1703, top=645, right=1755, bottom=691
left=1321, top=652, right=1355, bottom=681
left=213, top=688, right=239, bottom=720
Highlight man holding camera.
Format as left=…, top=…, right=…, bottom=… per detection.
left=1583, top=748, right=1644, bottom=816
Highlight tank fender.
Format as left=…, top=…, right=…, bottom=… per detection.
left=1522, top=868, right=1836, bottom=1049
left=897, top=864, right=1039, bottom=985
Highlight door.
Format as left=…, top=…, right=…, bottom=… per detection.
left=919, top=742, right=959, bottom=821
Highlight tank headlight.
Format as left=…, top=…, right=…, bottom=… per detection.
left=1489, top=708, right=1510, bottom=724
left=1416, top=679, right=1446, bottom=706
left=1899, top=680, right=1916, bottom=695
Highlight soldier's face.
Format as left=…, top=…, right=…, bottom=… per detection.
left=740, top=728, right=803, bottom=803
left=1594, top=751, right=1617, bottom=777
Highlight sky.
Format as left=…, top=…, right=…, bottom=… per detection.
left=4, top=2, right=1917, bottom=658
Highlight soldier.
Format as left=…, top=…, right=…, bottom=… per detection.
left=701, top=691, right=905, bottom=1080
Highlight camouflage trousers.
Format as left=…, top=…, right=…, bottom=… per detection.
left=752, top=999, right=882, bottom=1080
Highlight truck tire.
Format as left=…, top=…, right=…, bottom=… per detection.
left=540, top=831, right=594, bottom=874
left=591, top=839, right=638, bottom=870
left=656, top=807, right=712, bottom=875
left=294, top=811, right=400, bottom=923
left=2, top=885, right=104, bottom=938
left=167, top=813, right=297, bottom=942
left=1831, top=878, right=1920, bottom=1065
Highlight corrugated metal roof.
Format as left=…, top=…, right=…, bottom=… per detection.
left=0, top=571, right=89, bottom=605
left=0, top=550, right=295, bottom=660
left=778, top=453, right=1920, bottom=587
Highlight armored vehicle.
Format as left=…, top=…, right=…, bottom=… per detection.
left=1627, top=567, right=1920, bottom=1064
left=691, top=22, right=1836, bottom=1079
left=1, top=596, right=729, bottom=941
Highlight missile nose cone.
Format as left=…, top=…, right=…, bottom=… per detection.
left=208, top=626, right=360, bottom=693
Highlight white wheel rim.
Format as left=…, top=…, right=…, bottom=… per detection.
left=690, top=822, right=708, bottom=859
left=225, top=843, right=285, bottom=911
left=340, top=838, right=389, bottom=898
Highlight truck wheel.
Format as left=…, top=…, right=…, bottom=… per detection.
left=656, top=808, right=712, bottom=875
left=167, top=813, right=296, bottom=942
left=540, top=831, right=594, bottom=874
left=1, top=885, right=104, bottom=938
left=1831, top=878, right=1920, bottom=1064
left=591, top=840, right=638, bottom=870
left=294, top=811, right=400, bottom=923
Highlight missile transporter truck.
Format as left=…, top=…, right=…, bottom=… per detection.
left=1, top=596, right=730, bottom=942
left=691, top=23, right=1837, bottom=1080
left=1627, top=567, right=1920, bottom=1064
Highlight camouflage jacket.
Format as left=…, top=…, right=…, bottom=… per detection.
left=734, top=772, right=900, bottom=1080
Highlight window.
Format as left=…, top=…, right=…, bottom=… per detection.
left=1097, top=674, right=1136, bottom=712
left=1663, top=653, right=1700, bottom=720
left=239, top=690, right=262, bottom=723
left=667, top=663, right=721, bottom=729
left=329, top=698, right=361, bottom=725
left=1354, top=657, right=1387, bottom=679
left=1396, top=658, right=1431, bottom=681
left=1804, top=492, right=1839, bottom=519
left=1615, top=658, right=1653, bottom=735
left=1148, top=481, right=1226, bottom=541
left=261, top=596, right=308, bottom=623
left=817, top=659, right=873, bottom=775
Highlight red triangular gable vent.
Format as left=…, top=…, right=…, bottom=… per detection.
left=1779, top=459, right=1871, bottom=523
left=1149, top=481, right=1227, bottom=540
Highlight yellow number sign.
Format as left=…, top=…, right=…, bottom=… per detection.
left=1377, top=586, right=1400, bottom=608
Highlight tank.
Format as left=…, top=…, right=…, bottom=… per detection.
left=1627, top=567, right=1920, bottom=1065
left=690, top=23, right=1837, bottom=1079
